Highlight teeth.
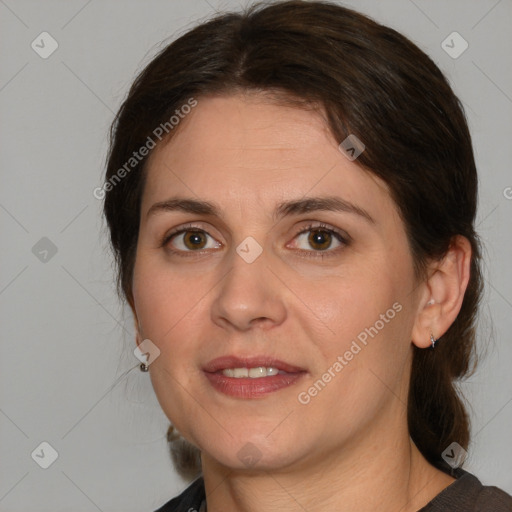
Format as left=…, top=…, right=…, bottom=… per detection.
left=221, top=367, right=280, bottom=378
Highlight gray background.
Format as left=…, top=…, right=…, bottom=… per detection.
left=0, top=0, right=511, bottom=510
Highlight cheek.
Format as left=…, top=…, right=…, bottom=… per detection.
left=298, top=266, right=411, bottom=401
left=306, top=263, right=403, bottom=347
left=132, top=257, right=208, bottom=341
left=295, top=293, right=410, bottom=442
left=133, top=261, right=209, bottom=429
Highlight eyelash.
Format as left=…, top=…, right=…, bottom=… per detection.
left=160, top=222, right=350, bottom=259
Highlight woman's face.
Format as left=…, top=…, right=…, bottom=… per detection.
left=132, top=93, right=423, bottom=471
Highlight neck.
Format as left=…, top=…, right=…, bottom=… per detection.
left=200, top=408, right=454, bottom=512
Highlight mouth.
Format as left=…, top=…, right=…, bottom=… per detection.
left=203, top=355, right=307, bottom=399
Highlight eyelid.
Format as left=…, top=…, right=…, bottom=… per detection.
left=291, top=221, right=351, bottom=243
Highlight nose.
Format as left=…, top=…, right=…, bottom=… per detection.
left=210, top=245, right=287, bottom=332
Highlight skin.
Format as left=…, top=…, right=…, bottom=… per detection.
left=131, top=93, right=471, bottom=512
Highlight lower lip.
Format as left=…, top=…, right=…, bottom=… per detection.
left=204, top=371, right=306, bottom=398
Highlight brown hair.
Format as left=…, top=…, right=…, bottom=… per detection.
left=103, top=0, right=482, bottom=478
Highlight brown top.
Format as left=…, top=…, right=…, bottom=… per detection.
left=418, top=468, right=512, bottom=511
left=155, top=468, right=512, bottom=511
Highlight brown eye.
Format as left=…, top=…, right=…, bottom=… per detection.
left=307, top=229, right=333, bottom=251
left=166, top=229, right=222, bottom=253
left=183, top=231, right=207, bottom=250
left=291, top=224, right=348, bottom=256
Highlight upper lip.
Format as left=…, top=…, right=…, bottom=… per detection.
left=203, top=355, right=306, bottom=373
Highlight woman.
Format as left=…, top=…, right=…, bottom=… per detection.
left=102, top=1, right=512, bottom=510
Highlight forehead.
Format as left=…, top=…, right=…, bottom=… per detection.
left=141, top=94, right=392, bottom=218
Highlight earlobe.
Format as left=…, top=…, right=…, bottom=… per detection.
left=411, top=298, right=441, bottom=349
left=411, top=235, right=472, bottom=349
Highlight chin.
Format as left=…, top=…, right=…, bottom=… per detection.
left=199, top=431, right=306, bottom=472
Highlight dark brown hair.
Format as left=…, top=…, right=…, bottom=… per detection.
left=103, top=0, right=482, bottom=478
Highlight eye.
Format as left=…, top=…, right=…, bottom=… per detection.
left=161, top=222, right=349, bottom=257
left=162, top=225, right=222, bottom=254
left=290, top=223, right=349, bottom=255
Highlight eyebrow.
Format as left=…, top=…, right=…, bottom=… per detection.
left=146, top=196, right=375, bottom=224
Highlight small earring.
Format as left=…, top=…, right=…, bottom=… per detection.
left=140, top=362, right=149, bottom=372
left=430, top=333, right=437, bottom=349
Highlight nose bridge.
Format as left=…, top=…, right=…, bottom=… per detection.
left=210, top=239, right=286, bottom=330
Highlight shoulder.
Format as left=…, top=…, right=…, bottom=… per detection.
left=474, top=480, right=512, bottom=511
left=421, top=469, right=512, bottom=512
left=153, top=476, right=205, bottom=512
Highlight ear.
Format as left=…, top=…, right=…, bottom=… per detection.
left=129, top=300, right=143, bottom=348
left=134, top=318, right=143, bottom=347
left=411, top=235, right=472, bottom=349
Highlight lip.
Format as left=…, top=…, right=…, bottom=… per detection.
left=203, top=355, right=307, bottom=399
left=203, top=355, right=306, bottom=373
